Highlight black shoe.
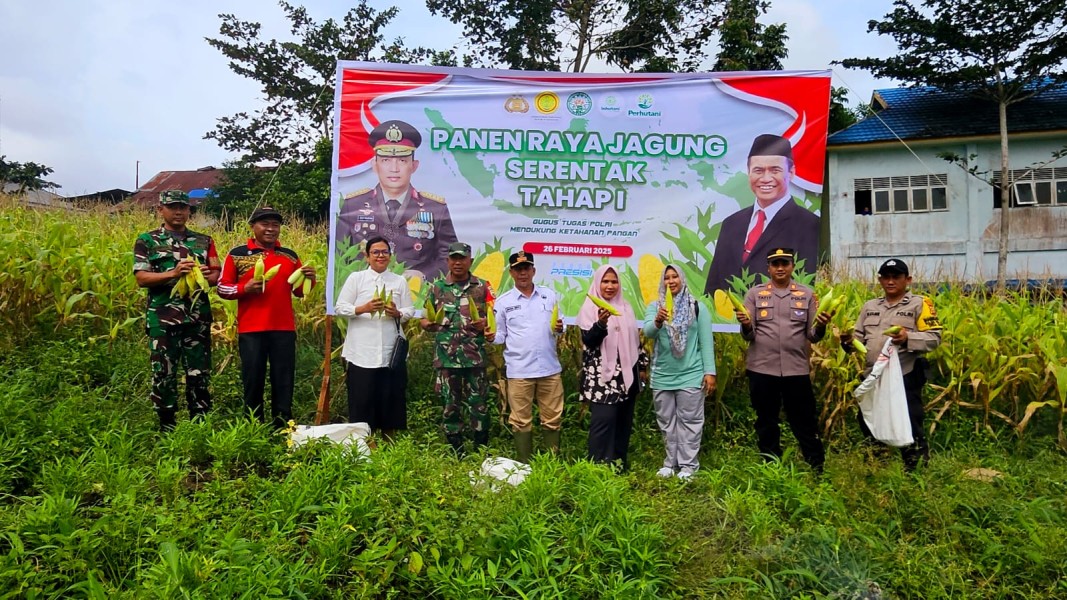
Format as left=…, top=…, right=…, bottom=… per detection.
left=473, top=431, right=490, bottom=449
left=446, top=434, right=465, bottom=458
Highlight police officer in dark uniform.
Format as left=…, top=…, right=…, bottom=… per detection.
left=735, top=248, right=833, bottom=472
left=335, top=120, right=458, bottom=282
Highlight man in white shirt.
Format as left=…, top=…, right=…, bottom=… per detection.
left=335, top=235, right=415, bottom=439
left=492, top=251, right=565, bottom=462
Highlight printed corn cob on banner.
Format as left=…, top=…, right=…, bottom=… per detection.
left=327, top=63, right=830, bottom=328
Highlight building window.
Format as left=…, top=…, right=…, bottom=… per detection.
left=853, top=174, right=948, bottom=215
left=992, top=167, right=1067, bottom=208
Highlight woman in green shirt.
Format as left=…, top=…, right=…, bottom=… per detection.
left=642, top=265, right=717, bottom=480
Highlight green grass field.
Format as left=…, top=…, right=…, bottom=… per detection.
left=2, top=198, right=1066, bottom=598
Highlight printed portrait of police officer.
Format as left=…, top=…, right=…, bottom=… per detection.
left=334, top=120, right=459, bottom=282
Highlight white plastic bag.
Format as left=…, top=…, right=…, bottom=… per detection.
left=289, top=422, right=371, bottom=457
left=469, top=457, right=531, bottom=490
left=853, top=339, right=913, bottom=447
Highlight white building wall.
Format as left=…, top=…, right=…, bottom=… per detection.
left=828, top=135, right=1067, bottom=282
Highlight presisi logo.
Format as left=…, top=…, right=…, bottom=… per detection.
left=629, top=93, right=662, bottom=117
left=566, top=92, right=592, bottom=116
left=549, top=262, right=593, bottom=277
left=535, top=92, right=560, bottom=114
left=504, top=95, right=530, bottom=113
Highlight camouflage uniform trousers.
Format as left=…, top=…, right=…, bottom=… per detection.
left=149, top=321, right=212, bottom=423
left=436, top=367, right=489, bottom=435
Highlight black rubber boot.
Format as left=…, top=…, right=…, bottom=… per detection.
left=158, top=409, right=177, bottom=432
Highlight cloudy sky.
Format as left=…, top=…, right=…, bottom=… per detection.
left=0, top=0, right=900, bottom=195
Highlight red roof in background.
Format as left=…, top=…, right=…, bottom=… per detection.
left=129, top=167, right=224, bottom=208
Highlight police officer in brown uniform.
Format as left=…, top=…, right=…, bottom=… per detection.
left=841, top=258, right=942, bottom=471
left=735, top=248, right=832, bottom=472
left=335, top=120, right=459, bottom=282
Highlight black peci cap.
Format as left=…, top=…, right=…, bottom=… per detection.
left=878, top=258, right=909, bottom=276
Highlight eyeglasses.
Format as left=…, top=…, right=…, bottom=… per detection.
left=368, top=250, right=392, bottom=257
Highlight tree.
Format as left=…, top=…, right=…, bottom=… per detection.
left=0, top=156, right=60, bottom=193
left=206, top=0, right=454, bottom=164
left=202, top=138, right=333, bottom=228
left=838, top=0, right=1067, bottom=290
left=711, top=0, right=788, bottom=72
left=424, top=0, right=724, bottom=73
left=827, top=86, right=866, bottom=134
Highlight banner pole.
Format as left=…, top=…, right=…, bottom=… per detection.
left=315, top=315, right=333, bottom=425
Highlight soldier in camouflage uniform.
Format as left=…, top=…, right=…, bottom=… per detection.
left=420, top=242, right=495, bottom=455
left=133, top=190, right=221, bottom=431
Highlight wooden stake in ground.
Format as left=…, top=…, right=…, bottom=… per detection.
left=315, top=315, right=333, bottom=424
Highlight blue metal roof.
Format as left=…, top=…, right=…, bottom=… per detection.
left=827, top=83, right=1067, bottom=146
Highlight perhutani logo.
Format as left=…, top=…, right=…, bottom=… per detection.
left=628, top=93, right=661, bottom=117
left=566, top=92, right=592, bottom=116
left=535, top=92, right=560, bottom=114
left=599, top=94, right=621, bottom=114
left=504, top=96, right=529, bottom=113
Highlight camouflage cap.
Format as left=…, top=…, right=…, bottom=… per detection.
left=159, top=190, right=190, bottom=205
left=448, top=242, right=472, bottom=257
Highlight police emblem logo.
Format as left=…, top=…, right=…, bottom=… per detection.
left=760, top=301, right=769, bottom=307
left=759, top=309, right=768, bottom=318
left=795, top=301, right=804, bottom=308
left=385, top=124, right=403, bottom=143
left=504, top=96, right=530, bottom=113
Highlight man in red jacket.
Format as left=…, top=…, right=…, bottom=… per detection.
left=218, top=207, right=316, bottom=428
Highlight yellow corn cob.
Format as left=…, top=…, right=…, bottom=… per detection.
left=713, top=290, right=735, bottom=320
left=287, top=269, right=304, bottom=285
left=424, top=299, right=438, bottom=323
left=587, top=293, right=621, bottom=316
left=469, top=297, right=481, bottom=321
left=883, top=325, right=903, bottom=336
left=485, top=301, right=496, bottom=334
left=638, top=254, right=665, bottom=306
left=191, top=259, right=210, bottom=292
left=549, top=303, right=559, bottom=332
left=829, top=295, right=846, bottom=313
left=664, top=286, right=674, bottom=321
left=818, top=288, right=834, bottom=310
left=727, top=290, right=749, bottom=320
left=253, top=259, right=265, bottom=282
left=852, top=338, right=868, bottom=356
left=301, top=277, right=312, bottom=297
left=472, top=251, right=505, bottom=293
left=263, top=265, right=281, bottom=282
left=170, top=274, right=187, bottom=298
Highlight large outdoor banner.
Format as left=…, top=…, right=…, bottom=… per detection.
left=328, top=62, right=831, bottom=324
